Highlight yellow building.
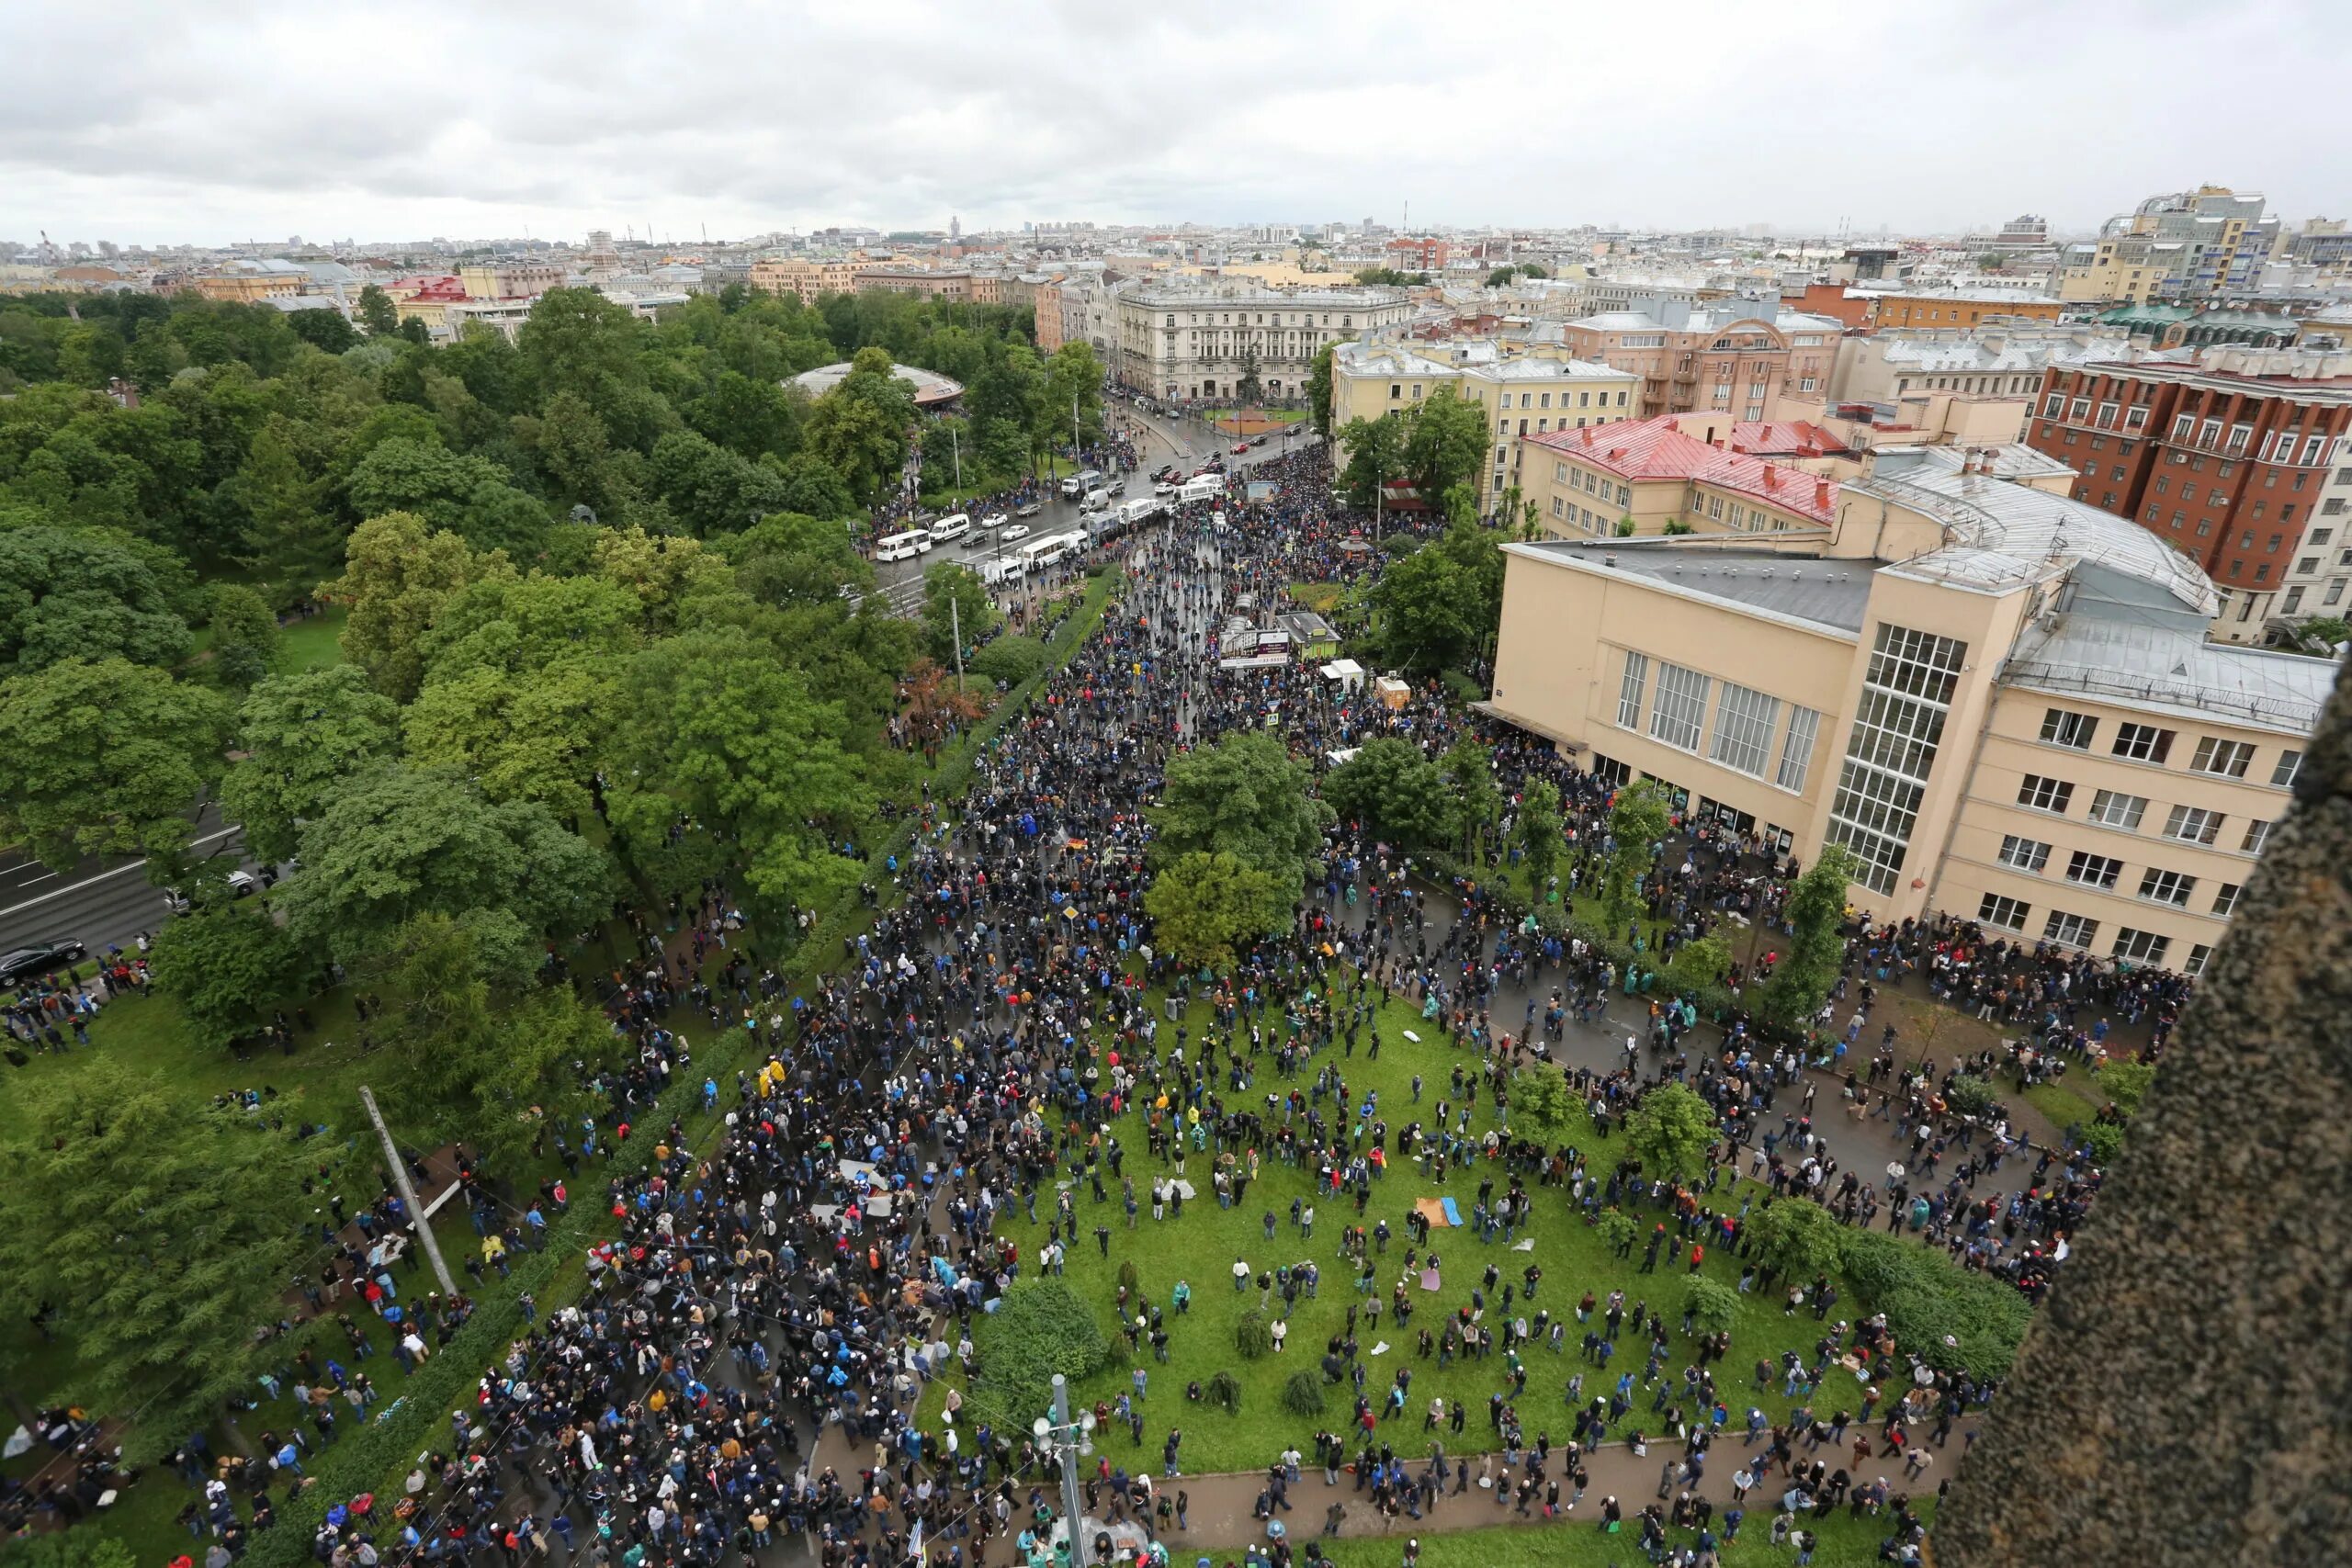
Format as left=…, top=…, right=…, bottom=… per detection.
left=1485, top=443, right=2324, bottom=968
left=750, top=256, right=879, bottom=304
left=1328, top=339, right=1639, bottom=510
left=191, top=272, right=300, bottom=303
left=1518, top=414, right=1843, bottom=540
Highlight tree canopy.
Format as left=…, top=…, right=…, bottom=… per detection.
left=1152, top=731, right=1333, bottom=903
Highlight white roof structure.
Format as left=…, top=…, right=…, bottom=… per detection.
left=2004, top=617, right=2337, bottom=735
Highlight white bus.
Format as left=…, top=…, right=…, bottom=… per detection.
left=1021, top=531, right=1088, bottom=570
left=1116, top=497, right=1163, bottom=530
left=1179, top=474, right=1224, bottom=505
left=876, top=528, right=933, bottom=562
left=929, top=513, right=971, bottom=545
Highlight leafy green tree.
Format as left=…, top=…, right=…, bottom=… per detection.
left=1336, top=413, right=1406, bottom=510
left=1366, top=538, right=1480, bottom=676
left=1683, top=1277, right=1738, bottom=1335
left=1508, top=1066, right=1578, bottom=1143
left=1746, top=1195, right=1845, bottom=1280
left=226, top=412, right=340, bottom=604
left=922, top=561, right=999, bottom=665
left=0, top=524, right=193, bottom=672
left=528, top=391, right=637, bottom=523
left=317, top=511, right=511, bottom=702
left=602, top=627, right=873, bottom=908
left=716, top=511, right=871, bottom=607
left=772, top=451, right=857, bottom=519
left=2094, top=1059, right=2157, bottom=1116
left=202, top=581, right=279, bottom=689
left=1756, top=843, right=1858, bottom=1029
left=277, top=764, right=612, bottom=978
left=1596, top=1207, right=1639, bottom=1258
left=1151, top=731, right=1333, bottom=900
left=687, top=368, right=801, bottom=461
left=650, top=427, right=788, bottom=536
left=146, top=898, right=318, bottom=1051
left=0, top=657, right=229, bottom=871
left=356, top=284, right=399, bottom=338
left=1625, top=1081, right=1719, bottom=1182
left=216, top=665, right=401, bottom=863
left=517, top=288, right=643, bottom=403
left=1145, top=851, right=1287, bottom=972
left=0, top=1059, right=315, bottom=1459
left=1306, top=344, right=1337, bottom=437
left=1519, top=778, right=1563, bottom=898
left=1440, top=735, right=1502, bottom=857
left=1599, top=779, right=1674, bottom=934
left=285, top=307, right=360, bottom=354
left=1322, top=737, right=1457, bottom=849
left=0, top=1527, right=138, bottom=1568
left=970, top=633, right=1048, bottom=688
left=1402, top=387, right=1487, bottom=500
left=1663, top=933, right=1732, bottom=1003
left=1041, top=342, right=1106, bottom=454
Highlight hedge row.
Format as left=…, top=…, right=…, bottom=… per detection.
left=244, top=568, right=1125, bottom=1568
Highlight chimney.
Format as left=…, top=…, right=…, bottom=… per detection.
left=1815, top=478, right=1830, bottom=510
left=1764, top=462, right=1780, bottom=490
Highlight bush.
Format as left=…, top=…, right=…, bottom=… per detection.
left=1747, top=1197, right=1845, bottom=1281
left=2093, top=1059, right=2157, bottom=1117
left=1943, top=1073, right=1997, bottom=1119
left=1281, top=1368, right=1327, bottom=1416
left=1117, top=1258, right=1141, bottom=1295
left=1206, top=1371, right=1242, bottom=1414
left=1839, top=1231, right=2031, bottom=1382
left=2078, top=1121, right=2126, bottom=1166
left=971, top=634, right=1049, bottom=688
left=966, top=1279, right=1112, bottom=1431
left=1596, top=1208, right=1638, bottom=1258
left=1236, top=1305, right=1273, bottom=1360
left=1683, top=1277, right=1738, bottom=1336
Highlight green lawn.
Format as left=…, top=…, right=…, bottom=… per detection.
left=1317, top=1507, right=1928, bottom=1568
left=1203, top=408, right=1309, bottom=425
left=2019, top=1078, right=2099, bottom=1141
left=922, top=989, right=1866, bottom=1473
left=272, top=606, right=348, bottom=673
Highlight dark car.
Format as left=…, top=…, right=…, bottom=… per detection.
left=0, top=940, right=87, bottom=989
left=1250, top=434, right=1271, bottom=447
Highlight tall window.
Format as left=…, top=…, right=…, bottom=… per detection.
left=2040, top=708, right=2098, bottom=750
left=2043, top=909, right=2099, bottom=949
left=1777, top=705, right=1821, bottom=793
left=2271, top=750, right=2303, bottom=788
left=2164, top=804, right=2224, bottom=845
left=2138, top=867, right=2196, bottom=907
left=1997, top=835, right=2052, bottom=873
left=2088, top=789, right=2148, bottom=829
left=2110, top=723, right=2175, bottom=763
left=1709, top=682, right=1780, bottom=777
left=1616, top=650, right=1648, bottom=730
left=2190, top=736, right=2255, bottom=778
left=2112, top=928, right=2170, bottom=964
left=1649, top=661, right=1711, bottom=752
left=1827, top=624, right=1967, bottom=895
left=1977, top=893, right=2030, bottom=931
left=2064, top=851, right=2122, bottom=889
left=2018, top=774, right=2075, bottom=814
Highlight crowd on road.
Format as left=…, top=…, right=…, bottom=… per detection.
left=141, top=432, right=2174, bottom=1568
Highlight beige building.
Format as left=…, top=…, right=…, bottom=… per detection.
left=459, top=261, right=567, bottom=299
left=1112, top=279, right=1410, bottom=401
left=1328, top=339, right=1639, bottom=509
left=1556, top=299, right=1843, bottom=421
left=1518, top=414, right=1843, bottom=540
left=749, top=256, right=880, bottom=304
left=1486, top=443, right=2329, bottom=971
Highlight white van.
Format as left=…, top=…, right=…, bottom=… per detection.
left=929, top=513, right=971, bottom=545
left=876, top=528, right=933, bottom=562
left=1117, top=497, right=1162, bottom=529
left=1082, top=487, right=1114, bottom=513
left=1179, top=474, right=1224, bottom=505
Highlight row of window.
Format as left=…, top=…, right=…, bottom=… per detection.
left=1614, top=652, right=1825, bottom=794
left=2037, top=706, right=2301, bottom=787
left=1995, top=832, right=2245, bottom=912
left=1555, top=464, right=1633, bottom=507
left=1973, top=893, right=2204, bottom=971
left=1826, top=626, right=1969, bottom=896
left=2016, top=771, right=2275, bottom=854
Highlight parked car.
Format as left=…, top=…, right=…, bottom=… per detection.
left=1250, top=434, right=1271, bottom=447
left=0, top=940, right=87, bottom=989
left=1153, top=480, right=1178, bottom=497
left=1013, top=500, right=1042, bottom=518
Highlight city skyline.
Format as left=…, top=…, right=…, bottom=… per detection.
left=6, top=0, right=2348, bottom=247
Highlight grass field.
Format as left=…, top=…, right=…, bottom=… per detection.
left=922, top=988, right=1871, bottom=1474
left=272, top=606, right=348, bottom=673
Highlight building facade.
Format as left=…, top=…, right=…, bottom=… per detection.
left=2023, top=347, right=2352, bottom=637
left=1328, top=339, right=1638, bottom=509
left=1519, top=415, right=1841, bottom=540
left=459, top=261, right=566, bottom=299
left=1557, top=301, right=1842, bottom=421
left=1112, top=280, right=1410, bottom=401
left=749, top=256, right=878, bottom=304
left=1485, top=444, right=2329, bottom=969
left=2057, top=186, right=2276, bottom=303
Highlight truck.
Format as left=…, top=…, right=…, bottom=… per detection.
left=1116, top=496, right=1163, bottom=530
left=1060, top=467, right=1104, bottom=501
left=1178, top=474, right=1224, bottom=505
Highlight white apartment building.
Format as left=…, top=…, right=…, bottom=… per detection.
left=1113, top=280, right=1409, bottom=401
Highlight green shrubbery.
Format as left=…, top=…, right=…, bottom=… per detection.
left=1838, top=1230, right=2032, bottom=1382
left=966, top=1279, right=1113, bottom=1431
left=1682, top=1277, right=1738, bottom=1336
left=1281, top=1368, right=1327, bottom=1416
left=1236, top=1305, right=1273, bottom=1359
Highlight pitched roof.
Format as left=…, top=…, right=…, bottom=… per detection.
left=1528, top=415, right=1838, bottom=524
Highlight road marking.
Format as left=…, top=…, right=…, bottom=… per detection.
left=19, top=871, right=57, bottom=885
left=0, top=826, right=243, bottom=919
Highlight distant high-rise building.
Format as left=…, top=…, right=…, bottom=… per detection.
left=2057, top=186, right=2274, bottom=304
left=950, top=215, right=961, bottom=241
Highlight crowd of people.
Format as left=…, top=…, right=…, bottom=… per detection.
left=61, top=420, right=2169, bottom=1568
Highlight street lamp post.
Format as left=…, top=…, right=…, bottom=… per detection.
left=1034, top=1373, right=1098, bottom=1568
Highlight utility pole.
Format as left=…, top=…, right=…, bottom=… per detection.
left=1034, top=1374, right=1094, bottom=1568
left=950, top=593, right=965, bottom=695
left=951, top=423, right=961, bottom=491
left=1073, top=395, right=1081, bottom=458
left=359, top=1085, right=458, bottom=1296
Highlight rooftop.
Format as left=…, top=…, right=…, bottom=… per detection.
left=1117, top=278, right=1408, bottom=309
left=790, top=362, right=965, bottom=405
left=1507, top=541, right=1875, bottom=634
left=1528, top=416, right=1840, bottom=524
left=2004, top=616, right=2337, bottom=735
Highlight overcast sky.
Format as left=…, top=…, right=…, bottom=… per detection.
left=6, top=0, right=2346, bottom=249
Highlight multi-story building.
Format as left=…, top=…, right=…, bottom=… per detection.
left=1033, top=280, right=1065, bottom=353
left=1111, top=279, right=1409, bottom=401
left=2023, top=347, right=2352, bottom=637
left=1556, top=295, right=1842, bottom=420
left=749, top=256, right=879, bottom=304
left=384, top=274, right=469, bottom=332
left=2057, top=186, right=2276, bottom=303
left=855, top=267, right=972, bottom=301
left=1519, top=414, right=1844, bottom=540
left=1828, top=327, right=2147, bottom=407
left=1790, top=284, right=2065, bottom=332
left=458, top=261, right=566, bottom=299
left=1328, top=339, right=1639, bottom=509
left=189, top=258, right=306, bottom=302
left=1485, top=443, right=2332, bottom=969
left=2269, top=433, right=2352, bottom=622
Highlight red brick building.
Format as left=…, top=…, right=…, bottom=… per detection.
left=1385, top=237, right=1449, bottom=272
left=2025, top=350, right=2352, bottom=616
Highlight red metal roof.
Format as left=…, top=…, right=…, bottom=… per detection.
left=1529, top=415, right=1838, bottom=525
